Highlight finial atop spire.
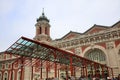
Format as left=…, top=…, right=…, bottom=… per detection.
left=42, top=8, right=45, bottom=16
left=37, top=8, right=49, bottom=22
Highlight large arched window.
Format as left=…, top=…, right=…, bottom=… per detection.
left=84, top=48, right=106, bottom=64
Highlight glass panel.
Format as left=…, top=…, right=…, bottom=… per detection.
left=25, top=41, right=32, bottom=46
left=12, top=45, right=17, bottom=48
left=17, top=39, right=24, bottom=43
left=21, top=40, right=28, bottom=45
left=7, top=48, right=12, bottom=51
left=85, top=49, right=106, bottom=64
left=11, top=49, right=17, bottom=54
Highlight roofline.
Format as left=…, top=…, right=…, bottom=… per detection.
left=0, top=51, right=5, bottom=54
left=55, top=31, right=82, bottom=41
left=84, top=24, right=110, bottom=34
left=111, top=20, right=120, bottom=27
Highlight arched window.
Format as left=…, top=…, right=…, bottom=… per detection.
left=45, top=27, right=48, bottom=35
left=84, top=48, right=106, bottom=64
left=39, top=27, right=42, bottom=34
left=4, top=72, right=8, bottom=80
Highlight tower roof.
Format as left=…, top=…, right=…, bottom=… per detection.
left=37, top=9, right=49, bottom=22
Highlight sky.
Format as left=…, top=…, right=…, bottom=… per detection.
left=0, top=0, right=120, bottom=51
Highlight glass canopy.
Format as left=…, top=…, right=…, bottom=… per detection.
left=5, top=36, right=108, bottom=68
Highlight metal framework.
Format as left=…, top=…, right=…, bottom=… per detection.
left=5, top=36, right=113, bottom=80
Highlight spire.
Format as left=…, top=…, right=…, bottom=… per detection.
left=42, top=8, right=45, bottom=16
left=37, top=8, right=49, bottom=22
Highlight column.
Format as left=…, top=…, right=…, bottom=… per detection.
left=101, top=66, right=104, bottom=78
left=107, top=67, right=109, bottom=77
left=111, top=68, right=114, bottom=78
left=94, top=63, right=96, bottom=77
left=90, top=64, right=93, bottom=78
left=46, top=61, right=48, bottom=78
left=58, top=69, right=59, bottom=79
left=84, top=61, right=87, bottom=77
left=31, top=66, right=33, bottom=80
left=73, top=67, right=76, bottom=77
left=11, top=62, right=14, bottom=80
left=81, top=66, right=85, bottom=77
left=20, top=58, right=24, bottom=80
left=54, top=62, right=57, bottom=78
left=40, top=60, right=43, bottom=79
left=66, top=66, right=68, bottom=80
left=70, top=57, right=73, bottom=76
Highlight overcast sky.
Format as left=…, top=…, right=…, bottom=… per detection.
left=0, top=0, right=120, bottom=51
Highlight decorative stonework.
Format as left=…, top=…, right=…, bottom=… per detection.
left=75, top=47, right=82, bottom=55
left=34, top=34, right=51, bottom=42
left=106, top=41, right=115, bottom=49
left=53, top=28, right=120, bottom=49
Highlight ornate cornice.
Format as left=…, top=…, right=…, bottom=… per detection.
left=52, top=28, right=120, bottom=49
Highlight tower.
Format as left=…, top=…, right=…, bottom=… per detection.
left=34, top=9, right=51, bottom=42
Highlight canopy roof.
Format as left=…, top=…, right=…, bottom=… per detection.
left=5, top=36, right=108, bottom=68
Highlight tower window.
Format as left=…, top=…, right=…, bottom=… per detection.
left=45, top=27, right=48, bottom=35
left=39, top=27, right=41, bottom=34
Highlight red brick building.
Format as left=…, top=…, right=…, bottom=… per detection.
left=0, top=12, right=120, bottom=80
